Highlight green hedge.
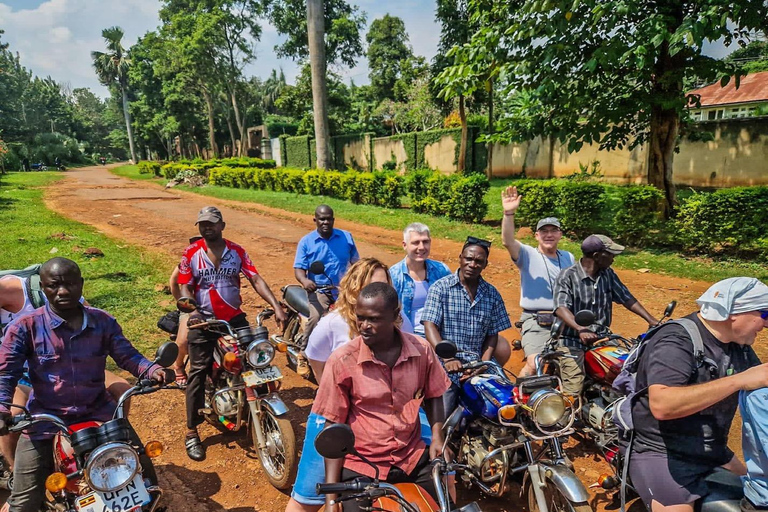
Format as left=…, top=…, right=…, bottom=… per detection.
left=162, top=157, right=275, bottom=179
left=514, top=179, right=606, bottom=237
left=137, top=161, right=162, bottom=176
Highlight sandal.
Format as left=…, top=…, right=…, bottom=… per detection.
left=185, top=435, right=205, bottom=461
left=174, top=369, right=188, bottom=388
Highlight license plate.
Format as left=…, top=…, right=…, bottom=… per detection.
left=75, top=475, right=150, bottom=512
left=243, top=366, right=283, bottom=386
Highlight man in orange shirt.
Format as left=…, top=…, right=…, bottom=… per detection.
left=313, top=282, right=450, bottom=512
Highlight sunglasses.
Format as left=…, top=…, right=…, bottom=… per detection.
left=760, top=310, right=768, bottom=320
left=464, top=236, right=492, bottom=252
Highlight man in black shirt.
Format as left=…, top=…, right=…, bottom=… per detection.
left=629, top=277, right=768, bottom=512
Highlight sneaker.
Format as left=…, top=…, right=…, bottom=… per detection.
left=296, top=353, right=311, bottom=377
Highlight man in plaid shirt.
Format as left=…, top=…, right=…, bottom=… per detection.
left=422, top=237, right=512, bottom=413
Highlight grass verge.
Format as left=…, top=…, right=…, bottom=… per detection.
left=0, top=171, right=175, bottom=361
left=111, top=165, right=768, bottom=282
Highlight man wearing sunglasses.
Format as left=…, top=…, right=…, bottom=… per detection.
left=627, top=277, right=768, bottom=512
left=422, top=237, right=512, bottom=413
left=500, top=186, right=575, bottom=377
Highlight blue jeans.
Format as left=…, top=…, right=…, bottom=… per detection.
left=291, top=410, right=433, bottom=505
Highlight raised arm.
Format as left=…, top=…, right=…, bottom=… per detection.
left=501, top=186, right=523, bottom=261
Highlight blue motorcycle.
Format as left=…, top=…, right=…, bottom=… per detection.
left=436, top=342, right=592, bottom=512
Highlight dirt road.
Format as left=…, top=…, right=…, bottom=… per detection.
left=33, top=165, right=758, bottom=511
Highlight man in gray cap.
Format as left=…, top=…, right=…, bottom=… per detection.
left=501, top=186, right=575, bottom=376
left=553, top=233, right=658, bottom=396
left=627, top=277, right=768, bottom=512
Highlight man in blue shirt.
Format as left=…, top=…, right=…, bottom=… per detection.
left=422, top=238, right=512, bottom=413
left=293, top=205, right=359, bottom=362
left=389, top=223, right=451, bottom=337
left=741, top=388, right=768, bottom=510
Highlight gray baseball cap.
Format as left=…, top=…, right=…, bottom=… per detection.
left=196, top=206, right=223, bottom=224
left=582, top=234, right=625, bottom=255
left=536, top=217, right=562, bottom=231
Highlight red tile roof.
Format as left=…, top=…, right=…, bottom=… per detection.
left=688, top=71, right=768, bottom=107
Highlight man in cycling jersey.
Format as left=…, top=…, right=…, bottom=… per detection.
left=179, top=206, right=286, bottom=461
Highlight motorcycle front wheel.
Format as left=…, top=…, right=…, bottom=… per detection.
left=525, top=481, right=592, bottom=512
left=252, top=409, right=297, bottom=490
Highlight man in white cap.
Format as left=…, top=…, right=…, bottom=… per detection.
left=500, top=186, right=575, bottom=376
left=628, top=277, right=768, bottom=512
left=553, top=233, right=658, bottom=395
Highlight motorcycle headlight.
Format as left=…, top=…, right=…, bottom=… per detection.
left=527, top=389, right=567, bottom=428
left=246, top=340, right=275, bottom=368
left=84, top=442, right=140, bottom=492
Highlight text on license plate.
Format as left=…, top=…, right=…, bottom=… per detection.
left=243, top=366, right=283, bottom=386
left=76, top=475, right=150, bottom=512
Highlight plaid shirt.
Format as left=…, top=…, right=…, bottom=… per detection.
left=421, top=271, right=511, bottom=382
left=553, top=261, right=634, bottom=348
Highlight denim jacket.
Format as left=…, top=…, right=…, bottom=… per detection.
left=389, top=258, right=451, bottom=325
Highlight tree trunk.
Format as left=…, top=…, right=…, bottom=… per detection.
left=121, top=87, right=138, bottom=164
left=647, top=105, right=678, bottom=218
left=202, top=88, right=219, bottom=159
left=226, top=114, right=238, bottom=158
left=458, top=94, right=467, bottom=173
left=307, top=0, right=331, bottom=169
left=486, top=80, right=494, bottom=179
left=230, top=92, right=246, bottom=156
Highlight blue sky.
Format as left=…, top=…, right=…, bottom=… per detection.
left=0, top=0, right=732, bottom=98
left=0, top=0, right=441, bottom=97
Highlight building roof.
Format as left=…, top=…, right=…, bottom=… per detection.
left=688, top=71, right=768, bottom=108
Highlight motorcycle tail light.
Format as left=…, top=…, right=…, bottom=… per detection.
left=223, top=352, right=242, bottom=373
left=46, top=472, right=68, bottom=492
left=275, top=341, right=288, bottom=353
left=144, top=441, right=163, bottom=458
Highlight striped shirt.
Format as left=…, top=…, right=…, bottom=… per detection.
left=421, top=272, right=512, bottom=382
left=553, top=261, right=634, bottom=348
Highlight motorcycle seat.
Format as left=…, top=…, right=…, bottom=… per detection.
left=696, top=469, right=743, bottom=512
left=283, top=285, right=311, bottom=317
left=517, top=375, right=559, bottom=395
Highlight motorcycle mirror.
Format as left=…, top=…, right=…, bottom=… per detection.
left=435, top=341, right=458, bottom=359
left=154, top=342, right=179, bottom=368
left=550, top=318, right=564, bottom=338
left=176, top=297, right=198, bottom=313
left=162, top=368, right=176, bottom=384
left=443, top=406, right=463, bottom=434
left=309, top=261, right=326, bottom=275
left=574, top=310, right=596, bottom=327
left=315, top=423, right=356, bottom=460
left=663, top=301, right=677, bottom=319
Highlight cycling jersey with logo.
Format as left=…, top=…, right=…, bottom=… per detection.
left=178, top=239, right=258, bottom=321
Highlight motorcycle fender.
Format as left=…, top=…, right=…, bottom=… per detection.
left=260, top=392, right=289, bottom=416
left=535, top=463, right=591, bottom=503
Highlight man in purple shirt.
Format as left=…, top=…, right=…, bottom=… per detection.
left=0, top=258, right=166, bottom=512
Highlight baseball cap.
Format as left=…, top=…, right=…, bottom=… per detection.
left=536, top=217, right=561, bottom=231
left=196, top=206, right=223, bottom=224
left=581, top=234, right=625, bottom=255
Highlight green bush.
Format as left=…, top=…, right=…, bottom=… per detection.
left=674, top=187, right=768, bottom=259
left=405, top=169, right=434, bottom=201
left=613, top=185, right=665, bottom=246
left=446, top=174, right=490, bottom=223
left=556, top=181, right=605, bottom=237
left=137, top=161, right=162, bottom=176
left=515, top=180, right=560, bottom=226
left=376, top=172, right=404, bottom=209
left=303, top=170, right=327, bottom=196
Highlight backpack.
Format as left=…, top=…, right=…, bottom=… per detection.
left=0, top=264, right=45, bottom=309
left=609, top=318, right=720, bottom=511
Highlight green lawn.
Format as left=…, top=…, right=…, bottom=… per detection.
left=0, top=171, right=175, bottom=360
left=110, top=165, right=768, bottom=282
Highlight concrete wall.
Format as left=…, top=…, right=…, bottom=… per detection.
left=341, top=135, right=370, bottom=171
left=372, top=137, right=409, bottom=171
left=423, top=136, right=458, bottom=174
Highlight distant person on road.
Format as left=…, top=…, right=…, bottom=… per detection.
left=389, top=223, right=451, bottom=337
left=500, top=186, right=575, bottom=377
left=293, top=205, right=359, bottom=375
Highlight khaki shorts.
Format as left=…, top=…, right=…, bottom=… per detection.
left=519, top=313, right=552, bottom=358
left=556, top=344, right=585, bottom=396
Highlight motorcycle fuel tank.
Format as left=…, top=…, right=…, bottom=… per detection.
left=585, top=345, right=629, bottom=385
left=460, top=375, right=516, bottom=420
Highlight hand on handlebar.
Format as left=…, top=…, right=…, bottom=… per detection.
left=579, top=329, right=600, bottom=346
left=273, top=305, right=288, bottom=330
left=302, top=279, right=318, bottom=293
left=443, top=358, right=463, bottom=372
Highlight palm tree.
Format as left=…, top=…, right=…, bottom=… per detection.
left=306, top=0, right=331, bottom=169
left=92, top=26, right=138, bottom=164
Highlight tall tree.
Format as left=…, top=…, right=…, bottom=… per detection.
left=92, top=26, right=138, bottom=163
left=366, top=15, right=412, bottom=101
left=440, top=0, right=768, bottom=214
left=306, top=0, right=331, bottom=168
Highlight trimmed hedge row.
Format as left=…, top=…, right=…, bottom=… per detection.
left=137, top=161, right=163, bottom=176
left=208, top=166, right=491, bottom=222
left=515, top=180, right=606, bottom=238
left=162, top=157, right=276, bottom=179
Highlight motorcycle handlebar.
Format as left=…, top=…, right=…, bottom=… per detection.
left=316, top=481, right=366, bottom=494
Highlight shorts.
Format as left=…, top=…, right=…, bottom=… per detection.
left=19, top=372, right=32, bottom=389
left=556, top=345, right=585, bottom=396
left=629, top=451, right=741, bottom=507
left=520, top=313, right=551, bottom=358
left=291, top=410, right=433, bottom=505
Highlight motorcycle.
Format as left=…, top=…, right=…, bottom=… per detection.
left=180, top=298, right=298, bottom=489
left=435, top=342, right=592, bottom=512
left=535, top=303, right=676, bottom=494
left=1, top=342, right=178, bottom=512
left=270, top=261, right=336, bottom=381
left=314, top=422, right=481, bottom=512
